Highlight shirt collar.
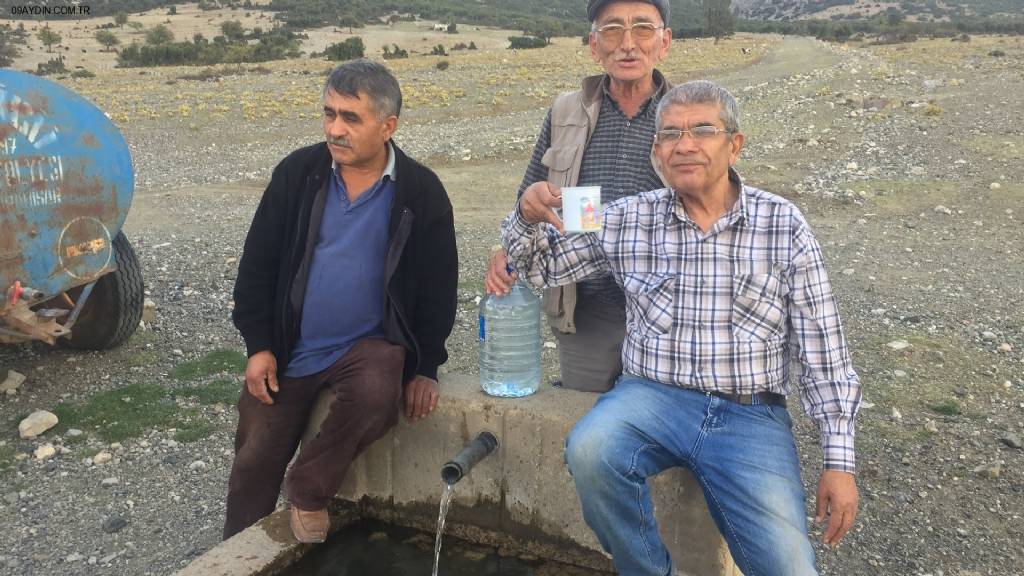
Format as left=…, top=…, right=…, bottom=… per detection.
left=331, top=141, right=397, bottom=183
left=669, top=167, right=747, bottom=226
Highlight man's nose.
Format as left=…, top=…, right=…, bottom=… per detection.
left=326, top=118, right=346, bottom=137
left=619, top=26, right=637, bottom=50
left=675, top=132, right=701, bottom=152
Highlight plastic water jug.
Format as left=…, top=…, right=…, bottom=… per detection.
left=478, top=280, right=541, bottom=397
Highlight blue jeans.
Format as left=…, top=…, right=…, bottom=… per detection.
left=565, top=376, right=817, bottom=576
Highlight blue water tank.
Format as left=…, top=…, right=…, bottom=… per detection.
left=0, top=70, right=134, bottom=299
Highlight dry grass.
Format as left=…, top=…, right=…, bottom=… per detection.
left=35, top=30, right=773, bottom=131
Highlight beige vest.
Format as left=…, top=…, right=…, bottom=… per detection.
left=540, top=73, right=670, bottom=333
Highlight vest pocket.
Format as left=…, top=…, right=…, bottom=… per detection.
left=541, top=146, right=580, bottom=188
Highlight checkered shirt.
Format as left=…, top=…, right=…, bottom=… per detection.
left=502, top=173, right=862, bottom=472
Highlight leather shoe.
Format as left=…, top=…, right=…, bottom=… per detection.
left=289, top=505, right=328, bottom=543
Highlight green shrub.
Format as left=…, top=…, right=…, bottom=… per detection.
left=508, top=35, right=547, bottom=49
left=323, top=37, right=364, bottom=60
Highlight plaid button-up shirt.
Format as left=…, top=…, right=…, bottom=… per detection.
left=502, top=172, right=862, bottom=472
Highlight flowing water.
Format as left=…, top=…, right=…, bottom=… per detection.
left=432, top=483, right=455, bottom=576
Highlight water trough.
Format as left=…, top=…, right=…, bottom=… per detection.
left=177, top=373, right=741, bottom=575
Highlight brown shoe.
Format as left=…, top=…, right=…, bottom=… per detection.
left=289, top=505, right=328, bottom=543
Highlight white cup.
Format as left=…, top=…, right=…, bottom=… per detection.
left=560, top=186, right=602, bottom=234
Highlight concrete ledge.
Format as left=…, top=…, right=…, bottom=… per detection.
left=310, top=373, right=741, bottom=575
left=175, top=505, right=359, bottom=576
left=178, top=373, right=741, bottom=576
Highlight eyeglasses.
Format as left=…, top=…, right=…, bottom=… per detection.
left=594, top=22, right=665, bottom=45
left=655, top=126, right=733, bottom=144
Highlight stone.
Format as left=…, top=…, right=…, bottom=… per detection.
left=65, top=552, right=85, bottom=563
left=142, top=298, right=157, bottom=323
left=981, top=331, right=997, bottom=342
left=893, top=370, right=908, bottom=378
left=846, top=161, right=859, bottom=170
left=189, top=460, right=207, bottom=472
left=34, top=444, right=56, bottom=460
left=93, top=451, right=113, bottom=465
left=998, top=343, right=1012, bottom=353
left=924, top=420, right=939, bottom=433
left=162, top=454, right=180, bottom=465
left=1001, top=433, right=1022, bottom=449
left=886, top=340, right=912, bottom=351
left=67, top=429, right=83, bottom=437
left=542, top=341, right=557, bottom=349
left=101, top=477, right=119, bottom=487
left=933, top=205, right=953, bottom=215
left=842, top=268, right=855, bottom=276
left=0, top=370, right=26, bottom=394
left=102, top=514, right=128, bottom=534
left=18, top=411, right=58, bottom=439
left=891, top=407, right=902, bottom=421
left=990, top=182, right=1001, bottom=190
left=973, top=461, right=1001, bottom=479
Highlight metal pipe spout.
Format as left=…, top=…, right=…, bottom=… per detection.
left=440, top=431, right=498, bottom=486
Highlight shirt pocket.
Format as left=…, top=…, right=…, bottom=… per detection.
left=541, top=146, right=580, bottom=188
left=621, top=272, right=675, bottom=338
left=731, top=261, right=787, bottom=342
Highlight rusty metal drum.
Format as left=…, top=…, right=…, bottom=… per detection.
left=0, top=69, right=134, bottom=299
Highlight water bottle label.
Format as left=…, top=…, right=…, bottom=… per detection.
left=478, top=315, right=485, bottom=341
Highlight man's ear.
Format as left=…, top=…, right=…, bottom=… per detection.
left=588, top=32, right=601, bottom=63
left=382, top=115, right=398, bottom=141
left=729, top=132, right=745, bottom=165
left=658, top=27, right=672, bottom=61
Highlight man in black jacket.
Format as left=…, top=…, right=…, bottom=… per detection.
left=224, top=60, right=458, bottom=543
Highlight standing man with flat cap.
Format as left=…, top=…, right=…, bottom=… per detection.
left=485, top=0, right=672, bottom=393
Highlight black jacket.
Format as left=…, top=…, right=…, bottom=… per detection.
left=232, top=141, right=458, bottom=382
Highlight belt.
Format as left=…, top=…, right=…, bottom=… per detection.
left=707, top=390, right=787, bottom=407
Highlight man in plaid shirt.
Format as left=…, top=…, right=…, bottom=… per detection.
left=502, top=80, right=861, bottom=576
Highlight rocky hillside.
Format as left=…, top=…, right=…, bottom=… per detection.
left=732, top=0, right=1024, bottom=21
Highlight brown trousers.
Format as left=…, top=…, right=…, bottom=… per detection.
left=222, top=338, right=405, bottom=539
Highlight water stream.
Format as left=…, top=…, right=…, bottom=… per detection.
left=432, top=483, right=455, bottom=576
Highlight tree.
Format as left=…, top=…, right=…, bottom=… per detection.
left=702, top=0, right=735, bottom=43
left=885, top=8, right=905, bottom=28
left=222, top=19, right=245, bottom=42
left=94, top=30, right=120, bottom=52
left=221, top=20, right=246, bottom=42
left=525, top=17, right=560, bottom=44
left=167, top=5, right=177, bottom=15
left=338, top=14, right=362, bottom=33
left=114, top=12, right=128, bottom=28
left=447, top=22, right=458, bottom=34
left=37, top=27, right=61, bottom=53
left=0, top=27, right=20, bottom=67
left=145, top=25, right=174, bottom=45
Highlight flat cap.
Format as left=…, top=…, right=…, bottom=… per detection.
left=587, top=0, right=670, bottom=24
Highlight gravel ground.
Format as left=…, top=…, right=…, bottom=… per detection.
left=1, top=35, right=1023, bottom=576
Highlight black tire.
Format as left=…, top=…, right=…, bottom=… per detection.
left=64, top=232, right=145, bottom=350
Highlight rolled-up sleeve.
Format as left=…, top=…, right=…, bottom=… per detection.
left=500, top=205, right=610, bottom=290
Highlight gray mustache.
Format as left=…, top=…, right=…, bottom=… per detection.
left=327, top=138, right=352, bottom=147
